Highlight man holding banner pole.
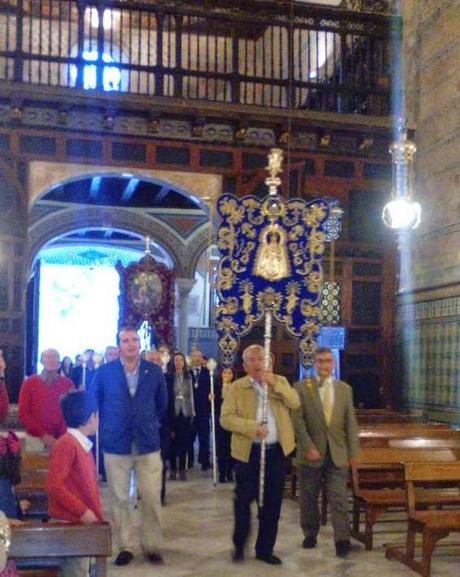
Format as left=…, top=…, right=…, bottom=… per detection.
left=220, top=344, right=299, bottom=565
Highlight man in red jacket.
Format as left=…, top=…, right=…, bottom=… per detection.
left=18, top=348, right=74, bottom=451
left=46, top=390, right=104, bottom=577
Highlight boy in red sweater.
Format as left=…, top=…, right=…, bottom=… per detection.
left=45, top=391, right=104, bottom=577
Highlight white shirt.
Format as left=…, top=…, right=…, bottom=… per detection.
left=318, top=376, right=335, bottom=414
left=67, top=428, right=93, bottom=452
left=120, top=358, right=140, bottom=397
left=251, top=379, right=278, bottom=445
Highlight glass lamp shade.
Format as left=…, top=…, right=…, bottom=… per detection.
left=382, top=197, right=421, bottom=230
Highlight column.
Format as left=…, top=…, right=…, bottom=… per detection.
left=0, top=166, right=27, bottom=400
left=175, top=277, right=197, bottom=354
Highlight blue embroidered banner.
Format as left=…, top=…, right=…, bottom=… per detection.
left=216, top=193, right=330, bottom=367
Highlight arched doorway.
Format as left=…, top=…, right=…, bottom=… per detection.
left=27, top=171, right=212, bottom=373
left=28, top=230, right=174, bottom=372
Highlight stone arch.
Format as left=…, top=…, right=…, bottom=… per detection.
left=27, top=205, right=186, bottom=276
left=28, top=162, right=221, bottom=211
left=183, top=226, right=217, bottom=279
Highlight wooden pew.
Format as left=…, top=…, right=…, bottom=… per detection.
left=18, top=571, right=57, bottom=577
left=357, top=411, right=424, bottom=424
left=290, top=426, right=456, bottom=515
left=16, top=453, right=49, bottom=519
left=389, top=437, right=460, bottom=450
left=287, top=429, right=448, bottom=495
left=351, top=448, right=460, bottom=550
left=10, top=522, right=111, bottom=577
left=385, top=461, right=460, bottom=577
left=360, top=423, right=448, bottom=431
left=360, top=427, right=460, bottom=448
left=19, top=453, right=49, bottom=489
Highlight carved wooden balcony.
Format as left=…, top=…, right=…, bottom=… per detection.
left=0, top=1, right=399, bottom=123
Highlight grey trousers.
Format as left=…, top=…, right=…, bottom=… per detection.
left=298, top=449, right=350, bottom=543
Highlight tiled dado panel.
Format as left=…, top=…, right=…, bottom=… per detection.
left=397, top=296, right=460, bottom=421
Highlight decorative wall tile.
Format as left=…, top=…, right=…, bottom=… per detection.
left=397, top=296, right=460, bottom=413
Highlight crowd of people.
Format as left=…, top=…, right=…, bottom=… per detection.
left=0, top=336, right=359, bottom=575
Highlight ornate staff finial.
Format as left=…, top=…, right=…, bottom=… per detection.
left=265, top=148, right=283, bottom=196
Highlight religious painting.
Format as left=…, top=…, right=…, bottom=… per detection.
left=116, top=254, right=175, bottom=346
left=130, top=271, right=163, bottom=315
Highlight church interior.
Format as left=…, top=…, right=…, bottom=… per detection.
left=0, top=0, right=459, bottom=575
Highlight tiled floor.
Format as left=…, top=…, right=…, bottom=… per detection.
left=102, top=468, right=459, bottom=577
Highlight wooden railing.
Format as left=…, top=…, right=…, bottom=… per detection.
left=0, top=0, right=398, bottom=116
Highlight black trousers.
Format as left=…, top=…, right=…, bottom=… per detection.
left=169, top=413, right=192, bottom=472
left=216, top=426, right=233, bottom=479
left=233, top=443, right=287, bottom=556
left=189, top=414, right=210, bottom=466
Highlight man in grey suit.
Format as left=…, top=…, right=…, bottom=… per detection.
left=291, top=348, right=359, bottom=558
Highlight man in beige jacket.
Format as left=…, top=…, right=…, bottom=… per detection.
left=292, top=347, right=360, bottom=558
left=221, top=344, right=300, bottom=565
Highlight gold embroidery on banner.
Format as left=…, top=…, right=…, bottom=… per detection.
left=253, top=223, right=291, bottom=281
left=286, top=281, right=300, bottom=315
left=239, top=281, right=254, bottom=315
left=218, top=267, right=234, bottom=290
left=216, top=191, right=331, bottom=368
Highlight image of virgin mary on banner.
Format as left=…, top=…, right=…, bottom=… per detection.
left=216, top=178, right=330, bottom=367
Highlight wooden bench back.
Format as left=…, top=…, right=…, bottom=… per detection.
left=10, top=522, right=111, bottom=558
left=358, top=416, right=422, bottom=424
left=357, top=411, right=424, bottom=424
left=360, top=429, right=460, bottom=447
left=360, top=423, right=448, bottom=431
left=356, top=409, right=417, bottom=416
left=16, top=452, right=50, bottom=518
left=21, top=453, right=49, bottom=471
left=390, top=438, right=460, bottom=450
left=405, top=461, right=460, bottom=483
left=404, top=461, right=460, bottom=515
left=352, top=448, right=457, bottom=494
left=17, top=452, right=49, bottom=491
left=357, top=448, right=457, bottom=465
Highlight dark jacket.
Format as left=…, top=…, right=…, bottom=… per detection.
left=160, top=375, right=176, bottom=453
left=189, top=366, right=211, bottom=417
left=0, top=476, right=18, bottom=518
left=92, top=358, right=167, bottom=455
left=71, top=365, right=96, bottom=390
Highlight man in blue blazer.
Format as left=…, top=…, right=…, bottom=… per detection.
left=91, top=326, right=168, bottom=567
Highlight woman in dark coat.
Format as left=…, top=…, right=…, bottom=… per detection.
left=165, top=352, right=194, bottom=481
